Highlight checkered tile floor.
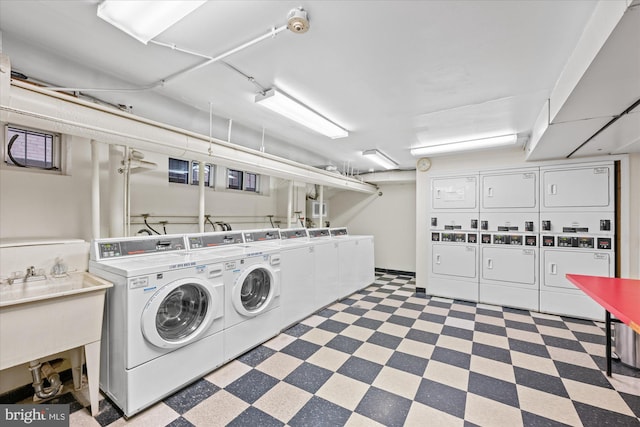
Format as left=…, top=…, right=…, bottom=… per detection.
left=32, top=273, right=640, bottom=425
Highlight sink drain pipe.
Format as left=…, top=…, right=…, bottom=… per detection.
left=29, top=360, right=63, bottom=400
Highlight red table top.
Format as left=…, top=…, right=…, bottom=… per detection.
left=566, top=274, right=640, bottom=333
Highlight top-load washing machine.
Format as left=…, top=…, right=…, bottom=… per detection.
left=330, top=227, right=375, bottom=299
left=89, top=235, right=225, bottom=417
left=308, top=228, right=340, bottom=310
left=189, top=230, right=282, bottom=362
left=260, top=228, right=316, bottom=330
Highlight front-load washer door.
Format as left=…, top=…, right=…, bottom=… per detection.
left=141, top=277, right=217, bottom=349
left=233, top=264, right=277, bottom=317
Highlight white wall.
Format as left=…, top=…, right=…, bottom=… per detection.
left=0, top=135, right=94, bottom=240
left=331, top=182, right=417, bottom=273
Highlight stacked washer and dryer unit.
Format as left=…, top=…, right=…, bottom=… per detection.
left=428, top=174, right=481, bottom=302
left=538, top=161, right=616, bottom=320
left=479, top=168, right=540, bottom=311
left=427, top=160, right=616, bottom=321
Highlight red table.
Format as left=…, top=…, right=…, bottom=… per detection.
left=566, top=274, right=640, bottom=376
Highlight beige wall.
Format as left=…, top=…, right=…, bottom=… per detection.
left=331, top=182, right=417, bottom=273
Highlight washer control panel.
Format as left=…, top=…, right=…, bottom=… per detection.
left=96, top=236, right=186, bottom=259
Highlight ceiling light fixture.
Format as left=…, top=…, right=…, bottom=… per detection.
left=97, top=0, right=207, bottom=44
left=410, top=134, right=518, bottom=156
left=362, top=149, right=399, bottom=170
left=255, top=89, right=348, bottom=139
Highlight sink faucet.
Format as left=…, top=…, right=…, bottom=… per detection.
left=4, top=266, right=46, bottom=285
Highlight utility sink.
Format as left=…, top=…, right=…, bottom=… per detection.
left=0, top=272, right=112, bottom=308
left=0, top=272, right=112, bottom=415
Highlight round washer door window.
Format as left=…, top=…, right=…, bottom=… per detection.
left=141, top=278, right=217, bottom=349
left=233, top=264, right=276, bottom=317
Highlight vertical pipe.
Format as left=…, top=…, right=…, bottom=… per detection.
left=123, top=146, right=131, bottom=237
left=287, top=180, right=293, bottom=228
left=108, top=145, right=124, bottom=237
left=319, top=185, right=324, bottom=227
left=91, top=140, right=100, bottom=239
left=198, top=162, right=205, bottom=233
left=227, top=119, right=233, bottom=143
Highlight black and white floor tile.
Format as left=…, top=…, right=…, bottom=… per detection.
left=17, top=273, right=640, bottom=426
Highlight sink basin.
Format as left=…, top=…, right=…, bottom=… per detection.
left=0, top=272, right=112, bottom=416
left=0, top=272, right=112, bottom=308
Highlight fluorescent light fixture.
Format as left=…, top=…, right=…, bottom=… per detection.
left=362, top=149, right=399, bottom=170
left=255, top=89, right=348, bottom=139
left=410, top=134, right=518, bottom=156
left=97, top=0, right=206, bottom=44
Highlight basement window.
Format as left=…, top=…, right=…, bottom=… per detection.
left=168, top=158, right=189, bottom=184
left=169, top=158, right=215, bottom=186
left=226, top=169, right=260, bottom=193
left=192, top=162, right=214, bottom=187
left=4, top=125, right=61, bottom=171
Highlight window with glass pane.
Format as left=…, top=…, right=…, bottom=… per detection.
left=6, top=126, right=56, bottom=169
left=244, top=172, right=258, bottom=192
left=192, top=162, right=212, bottom=187
left=227, top=169, right=243, bottom=190
left=168, top=158, right=189, bottom=184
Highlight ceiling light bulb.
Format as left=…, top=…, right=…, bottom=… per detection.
left=410, top=134, right=518, bottom=156
left=97, top=0, right=206, bottom=44
left=362, top=149, right=398, bottom=170
left=255, top=89, right=348, bottom=139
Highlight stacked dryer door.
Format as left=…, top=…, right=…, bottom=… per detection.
left=428, top=174, right=480, bottom=302
left=539, top=162, right=615, bottom=320
left=479, top=169, right=540, bottom=311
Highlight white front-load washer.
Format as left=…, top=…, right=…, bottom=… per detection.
left=222, top=242, right=281, bottom=361
left=89, top=235, right=225, bottom=417
left=186, top=230, right=282, bottom=362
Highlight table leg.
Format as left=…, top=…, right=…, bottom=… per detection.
left=605, top=310, right=612, bottom=377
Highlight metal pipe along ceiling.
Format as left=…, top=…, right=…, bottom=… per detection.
left=2, top=82, right=377, bottom=193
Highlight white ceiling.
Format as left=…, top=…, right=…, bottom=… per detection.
left=0, top=1, right=636, bottom=172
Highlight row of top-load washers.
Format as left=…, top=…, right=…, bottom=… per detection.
left=88, top=227, right=374, bottom=417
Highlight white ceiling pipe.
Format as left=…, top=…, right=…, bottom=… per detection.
left=3, top=81, right=376, bottom=194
